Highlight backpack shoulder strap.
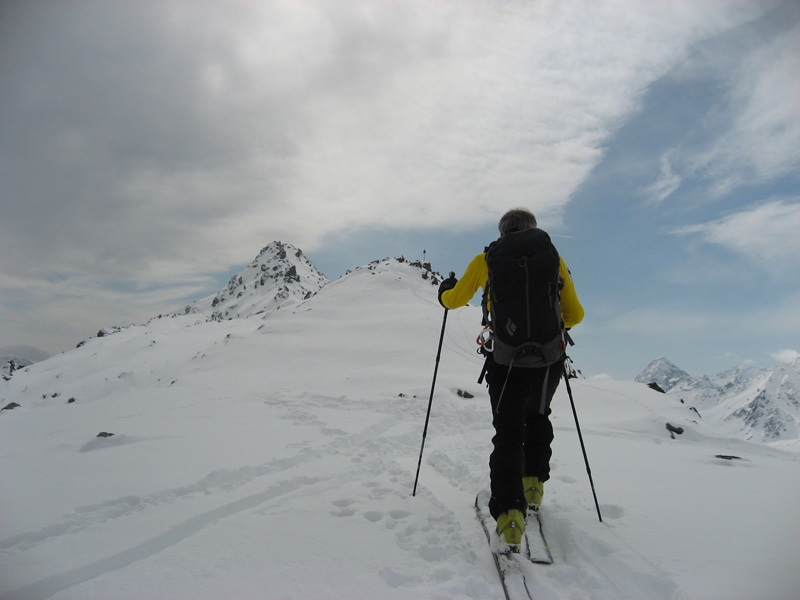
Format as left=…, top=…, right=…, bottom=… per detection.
left=480, top=241, right=498, bottom=326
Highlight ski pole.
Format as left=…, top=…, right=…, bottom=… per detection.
left=412, top=306, right=449, bottom=496
left=562, top=364, right=603, bottom=522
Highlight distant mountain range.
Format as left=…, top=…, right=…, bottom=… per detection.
left=636, top=356, right=799, bottom=449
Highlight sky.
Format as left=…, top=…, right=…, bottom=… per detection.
left=1, top=0, right=798, bottom=379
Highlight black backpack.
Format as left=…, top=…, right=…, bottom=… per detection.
left=481, top=228, right=565, bottom=368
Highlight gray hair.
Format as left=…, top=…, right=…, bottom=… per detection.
left=498, top=208, right=537, bottom=236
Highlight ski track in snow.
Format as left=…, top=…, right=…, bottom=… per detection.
left=3, top=382, right=788, bottom=599
left=0, top=388, right=493, bottom=600
left=529, top=512, right=680, bottom=600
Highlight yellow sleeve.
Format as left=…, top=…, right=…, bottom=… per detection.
left=559, top=257, right=584, bottom=328
left=440, top=253, right=487, bottom=309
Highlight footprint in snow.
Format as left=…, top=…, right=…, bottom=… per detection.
left=329, top=498, right=357, bottom=517
left=362, top=509, right=412, bottom=527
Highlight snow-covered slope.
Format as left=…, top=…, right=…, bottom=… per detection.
left=2, top=256, right=798, bottom=600
left=637, top=357, right=800, bottom=450
left=182, top=241, right=329, bottom=321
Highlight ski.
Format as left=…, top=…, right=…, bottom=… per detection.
left=475, top=490, right=533, bottom=600
left=525, top=508, right=554, bottom=565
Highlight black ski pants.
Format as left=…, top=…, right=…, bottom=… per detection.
left=485, top=354, right=565, bottom=520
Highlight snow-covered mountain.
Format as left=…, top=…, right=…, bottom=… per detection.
left=636, top=357, right=800, bottom=449
left=2, top=250, right=798, bottom=599
left=182, top=241, right=329, bottom=321
left=634, top=357, right=693, bottom=391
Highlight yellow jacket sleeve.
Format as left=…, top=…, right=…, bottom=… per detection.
left=440, top=252, right=487, bottom=309
left=440, top=252, right=584, bottom=329
left=559, top=257, right=584, bottom=329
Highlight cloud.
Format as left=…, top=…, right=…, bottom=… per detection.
left=647, top=5, right=800, bottom=200
left=0, top=344, right=51, bottom=362
left=630, top=3, right=800, bottom=208
left=697, top=17, right=800, bottom=196
left=772, top=349, right=800, bottom=363
left=672, top=198, right=800, bottom=269
left=0, top=267, right=213, bottom=353
left=644, top=152, right=683, bottom=204
left=1, top=1, right=772, bottom=278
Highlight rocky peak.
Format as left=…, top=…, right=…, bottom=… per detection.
left=184, top=241, right=329, bottom=321
left=635, top=357, right=692, bottom=392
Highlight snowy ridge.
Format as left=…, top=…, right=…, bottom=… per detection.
left=2, top=249, right=799, bottom=599
left=637, top=357, right=800, bottom=449
left=342, top=255, right=445, bottom=286
left=182, top=241, right=329, bottom=321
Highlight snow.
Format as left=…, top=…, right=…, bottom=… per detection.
left=2, top=257, right=799, bottom=599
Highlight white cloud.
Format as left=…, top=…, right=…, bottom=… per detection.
left=0, top=269, right=212, bottom=355
left=589, top=373, right=615, bottom=381
left=772, top=349, right=800, bottom=363
left=1, top=0, right=772, bottom=276
left=645, top=152, right=682, bottom=204
left=673, top=199, right=800, bottom=268
left=687, top=16, right=800, bottom=196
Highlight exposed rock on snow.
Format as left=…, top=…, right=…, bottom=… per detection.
left=344, top=256, right=444, bottom=287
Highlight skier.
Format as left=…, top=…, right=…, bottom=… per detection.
left=438, top=207, right=584, bottom=548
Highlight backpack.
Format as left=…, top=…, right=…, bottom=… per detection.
left=481, top=228, right=565, bottom=368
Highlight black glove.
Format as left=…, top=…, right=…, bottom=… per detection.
left=438, top=272, right=457, bottom=308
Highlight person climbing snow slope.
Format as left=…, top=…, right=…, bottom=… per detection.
left=438, top=207, right=584, bottom=550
